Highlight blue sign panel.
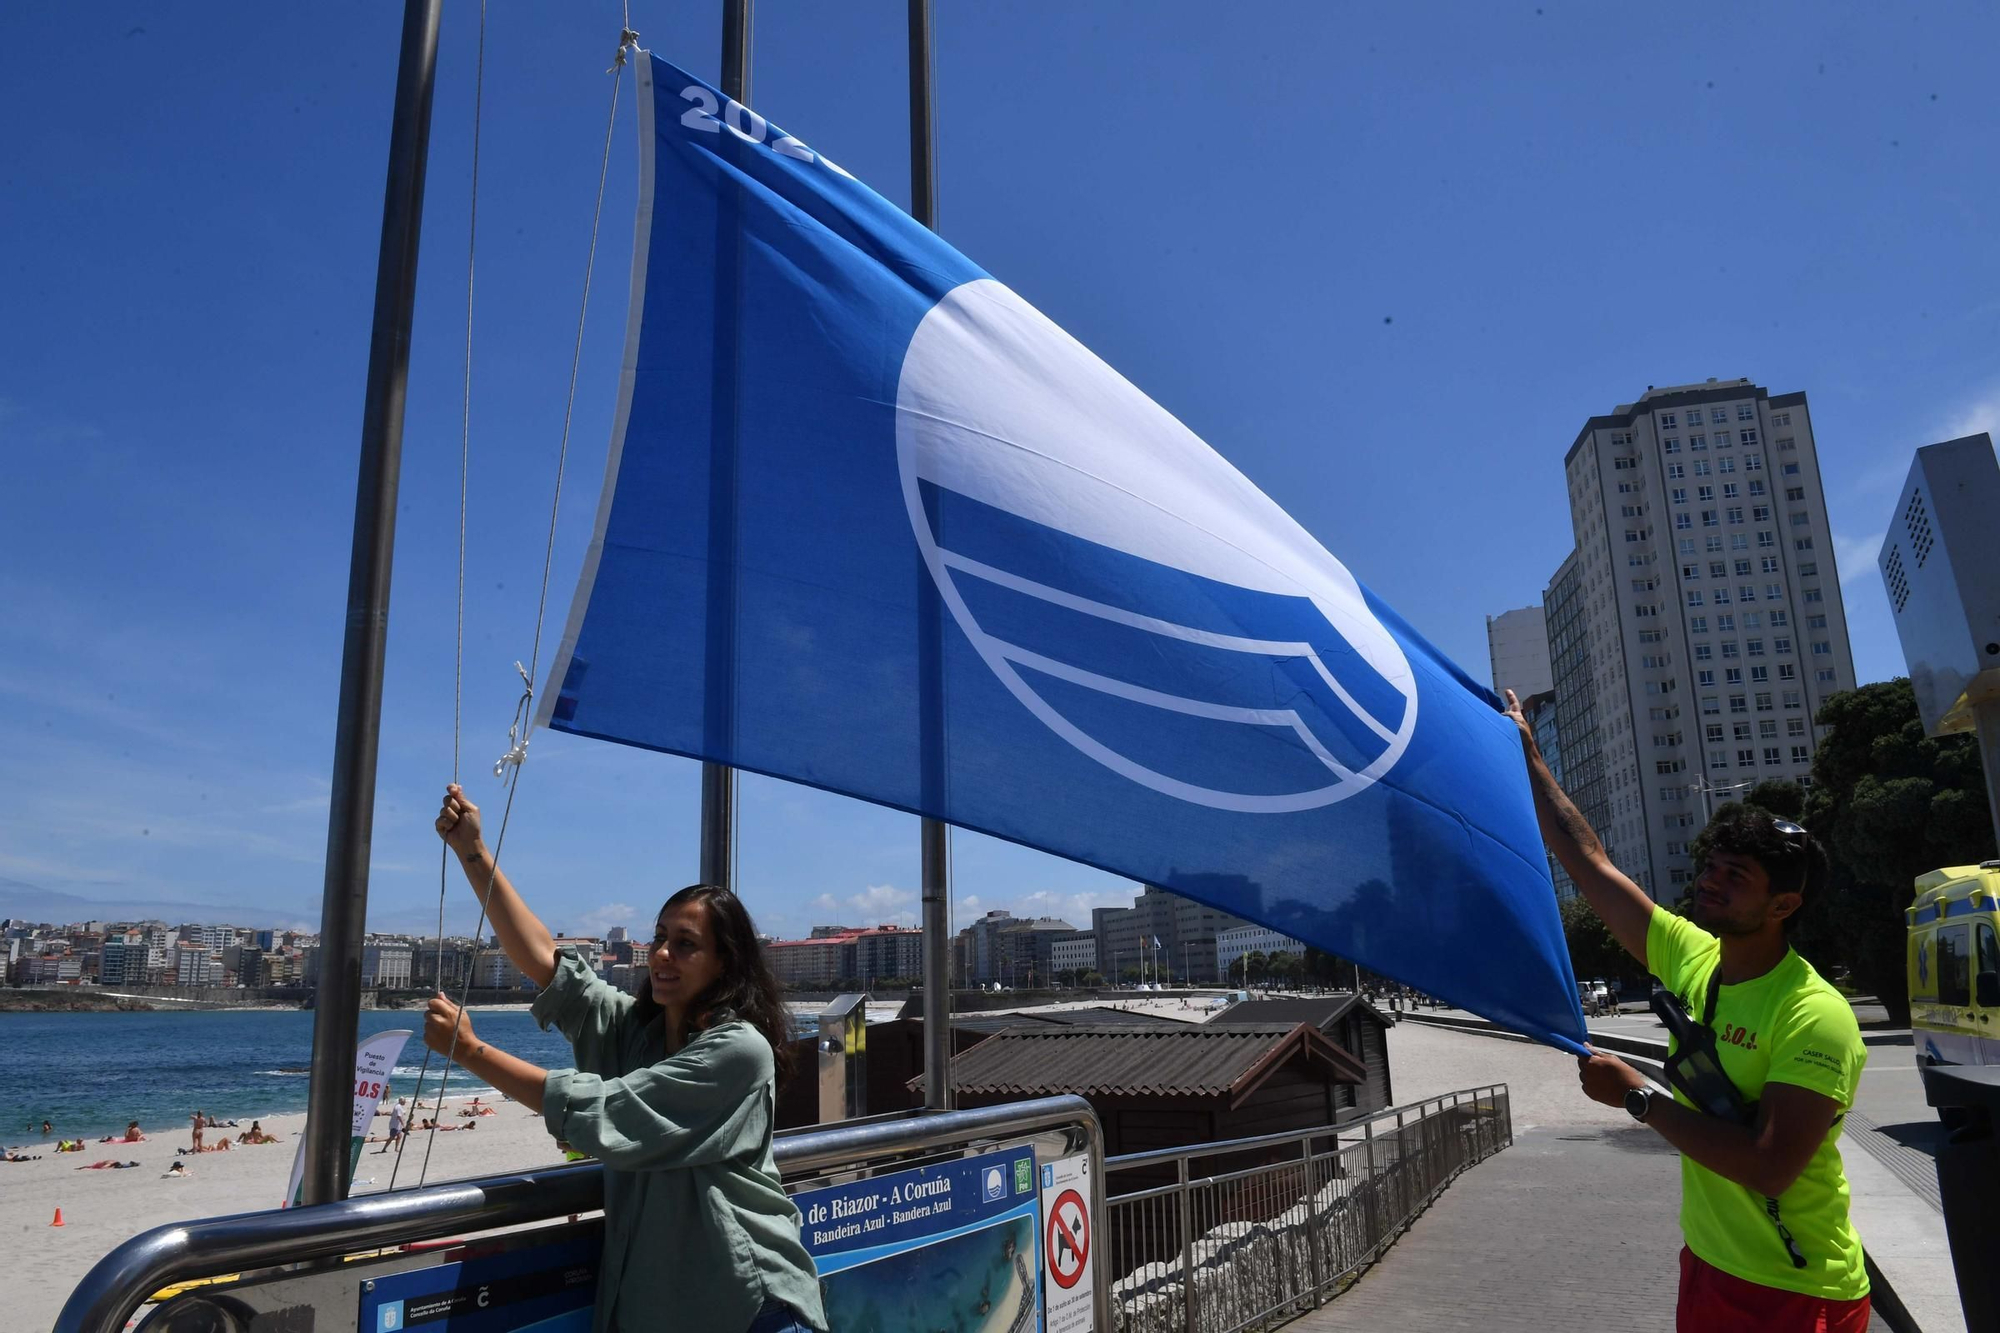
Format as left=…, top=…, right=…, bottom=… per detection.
left=356, top=1234, right=597, bottom=1333
left=795, top=1145, right=1041, bottom=1333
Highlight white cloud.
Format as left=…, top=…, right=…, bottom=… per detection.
left=569, top=902, right=641, bottom=938
left=803, top=882, right=919, bottom=927
left=1944, top=390, right=2000, bottom=442
left=1831, top=531, right=1885, bottom=589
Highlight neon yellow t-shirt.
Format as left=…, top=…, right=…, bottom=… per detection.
left=1646, top=907, right=1869, bottom=1301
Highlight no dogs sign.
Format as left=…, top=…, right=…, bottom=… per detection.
left=1038, top=1154, right=1094, bottom=1332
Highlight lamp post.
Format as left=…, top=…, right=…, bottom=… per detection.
left=1689, top=775, right=1755, bottom=827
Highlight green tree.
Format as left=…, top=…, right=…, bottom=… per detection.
left=1560, top=895, right=1645, bottom=989
left=1244, top=950, right=1269, bottom=983
left=1742, top=780, right=1806, bottom=821
left=1799, top=679, right=1996, bottom=1025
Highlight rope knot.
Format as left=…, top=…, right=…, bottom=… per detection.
left=493, top=661, right=534, bottom=778
left=610, top=29, right=639, bottom=72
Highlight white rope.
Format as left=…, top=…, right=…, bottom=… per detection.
left=403, top=29, right=633, bottom=1193
left=391, top=0, right=488, bottom=1196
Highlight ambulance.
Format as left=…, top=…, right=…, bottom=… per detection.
left=1908, top=861, right=2000, bottom=1068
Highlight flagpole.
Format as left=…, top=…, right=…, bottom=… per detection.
left=302, top=0, right=442, bottom=1207
left=700, top=0, right=753, bottom=892
left=907, top=0, right=954, bottom=1112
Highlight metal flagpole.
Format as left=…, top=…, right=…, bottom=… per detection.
left=700, top=0, right=753, bottom=892
left=909, top=0, right=953, bottom=1112
left=302, top=0, right=443, bottom=1206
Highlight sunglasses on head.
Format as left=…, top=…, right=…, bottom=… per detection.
left=1769, top=817, right=1808, bottom=851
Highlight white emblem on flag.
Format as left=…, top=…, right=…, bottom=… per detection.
left=895, top=279, right=1417, bottom=813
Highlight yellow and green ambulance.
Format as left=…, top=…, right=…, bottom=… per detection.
left=1909, top=862, right=2000, bottom=1068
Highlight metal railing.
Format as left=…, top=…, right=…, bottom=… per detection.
left=55, top=1094, right=1108, bottom=1333
left=1102, top=1084, right=1511, bottom=1333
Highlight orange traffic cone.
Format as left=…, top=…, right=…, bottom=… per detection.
left=50, top=1208, right=65, bottom=1227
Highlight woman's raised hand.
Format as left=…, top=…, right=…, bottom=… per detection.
left=435, top=783, right=484, bottom=859
left=423, top=992, right=477, bottom=1057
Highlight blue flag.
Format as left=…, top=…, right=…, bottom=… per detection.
left=540, top=53, right=1587, bottom=1052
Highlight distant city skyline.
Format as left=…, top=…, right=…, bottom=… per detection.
left=2, top=5, right=1993, bottom=944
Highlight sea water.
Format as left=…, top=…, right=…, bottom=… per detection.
left=0, top=1007, right=576, bottom=1143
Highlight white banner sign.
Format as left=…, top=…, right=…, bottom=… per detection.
left=282, top=1028, right=412, bottom=1207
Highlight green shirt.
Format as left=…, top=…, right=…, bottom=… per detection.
left=533, top=951, right=828, bottom=1333
left=1646, top=907, right=1869, bottom=1301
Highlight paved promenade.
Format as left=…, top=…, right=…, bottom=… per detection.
left=1286, top=1020, right=1926, bottom=1332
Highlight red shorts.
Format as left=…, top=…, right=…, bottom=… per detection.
left=1677, top=1247, right=1870, bottom=1333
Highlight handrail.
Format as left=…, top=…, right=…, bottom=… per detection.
left=55, top=1095, right=1106, bottom=1333
left=1103, top=1083, right=1507, bottom=1174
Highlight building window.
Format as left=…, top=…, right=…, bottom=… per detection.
left=1790, top=511, right=1811, bottom=527
left=1726, top=667, right=1744, bottom=684
left=1693, top=460, right=1711, bottom=476
left=1727, top=506, right=1745, bottom=524
left=1622, top=504, right=1644, bottom=517
left=1784, top=486, right=1805, bottom=502
left=1701, top=509, right=1719, bottom=528
left=1723, top=482, right=1741, bottom=500
left=1688, top=434, right=1706, bottom=451
left=1716, top=613, right=1736, bottom=630
left=1680, top=538, right=1698, bottom=555
left=1750, top=665, right=1770, bottom=682
left=1668, top=463, right=1685, bottom=479
left=1778, top=664, right=1797, bottom=680
left=1816, top=668, right=1838, bottom=684
left=1738, top=584, right=1758, bottom=602
left=1770, top=610, right=1788, bottom=626
left=1682, top=563, right=1700, bottom=579
left=1663, top=437, right=1682, bottom=454
left=1744, top=454, right=1764, bottom=472
left=1698, top=485, right=1716, bottom=502
left=1762, top=557, right=1781, bottom=574
left=1795, top=537, right=1814, bottom=551
left=1747, top=639, right=1765, bottom=657
left=1762, top=747, right=1782, bottom=765
left=1718, top=456, right=1737, bottom=474
left=1730, top=693, right=1747, bottom=713
left=1740, top=428, right=1760, bottom=445
left=1803, top=587, right=1824, bottom=603
left=1733, top=722, right=1753, bottom=741
left=1626, top=529, right=1645, bottom=542
left=1671, top=487, right=1688, bottom=504
left=1686, top=590, right=1704, bottom=607
left=1698, top=669, right=1717, bottom=687
left=1742, top=608, right=1761, bottom=625
left=1710, top=752, right=1731, bottom=771
left=1772, top=412, right=1791, bottom=427
left=1711, top=408, right=1729, bottom=425
left=1702, top=695, right=1720, bottom=715
left=1752, top=505, right=1771, bottom=521
left=1705, top=724, right=1725, bottom=743
left=1737, top=749, right=1757, bottom=767
left=1757, top=530, right=1775, bottom=548
left=1749, top=478, right=1767, bottom=497
left=1811, top=641, right=1832, bottom=656
left=1791, top=745, right=1811, bottom=763
left=1786, top=717, right=1805, bottom=736
left=1756, top=692, right=1774, bottom=712
left=1689, top=616, right=1708, bottom=632
left=1777, top=436, right=1796, bottom=451
left=1694, top=644, right=1713, bottom=661
left=1731, top=534, right=1750, bottom=551
left=1709, top=561, right=1728, bottom=578
left=1675, top=513, right=1693, bottom=531
left=1783, top=689, right=1802, bottom=709
left=1797, top=562, right=1818, bottom=577
left=1721, top=641, right=1740, bottom=659
left=1660, top=413, right=1678, bottom=428
left=1713, top=588, right=1731, bottom=605
left=1773, top=636, right=1792, bottom=654
left=1766, top=583, right=1784, bottom=600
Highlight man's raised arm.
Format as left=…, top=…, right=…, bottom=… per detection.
left=1505, top=689, right=1655, bottom=969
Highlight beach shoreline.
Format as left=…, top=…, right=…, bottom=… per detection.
left=4, top=1092, right=572, bottom=1331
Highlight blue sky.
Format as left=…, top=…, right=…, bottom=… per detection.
left=2, top=2, right=1995, bottom=944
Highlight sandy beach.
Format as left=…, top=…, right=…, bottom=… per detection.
left=3, top=1094, right=571, bottom=1331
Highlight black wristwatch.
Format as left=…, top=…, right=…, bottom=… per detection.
left=1624, top=1087, right=1655, bottom=1123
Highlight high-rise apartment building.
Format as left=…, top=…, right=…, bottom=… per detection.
left=1548, top=380, right=1857, bottom=899
left=1485, top=606, right=1555, bottom=697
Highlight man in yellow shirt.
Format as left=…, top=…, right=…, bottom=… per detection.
left=1505, top=690, right=1870, bottom=1333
